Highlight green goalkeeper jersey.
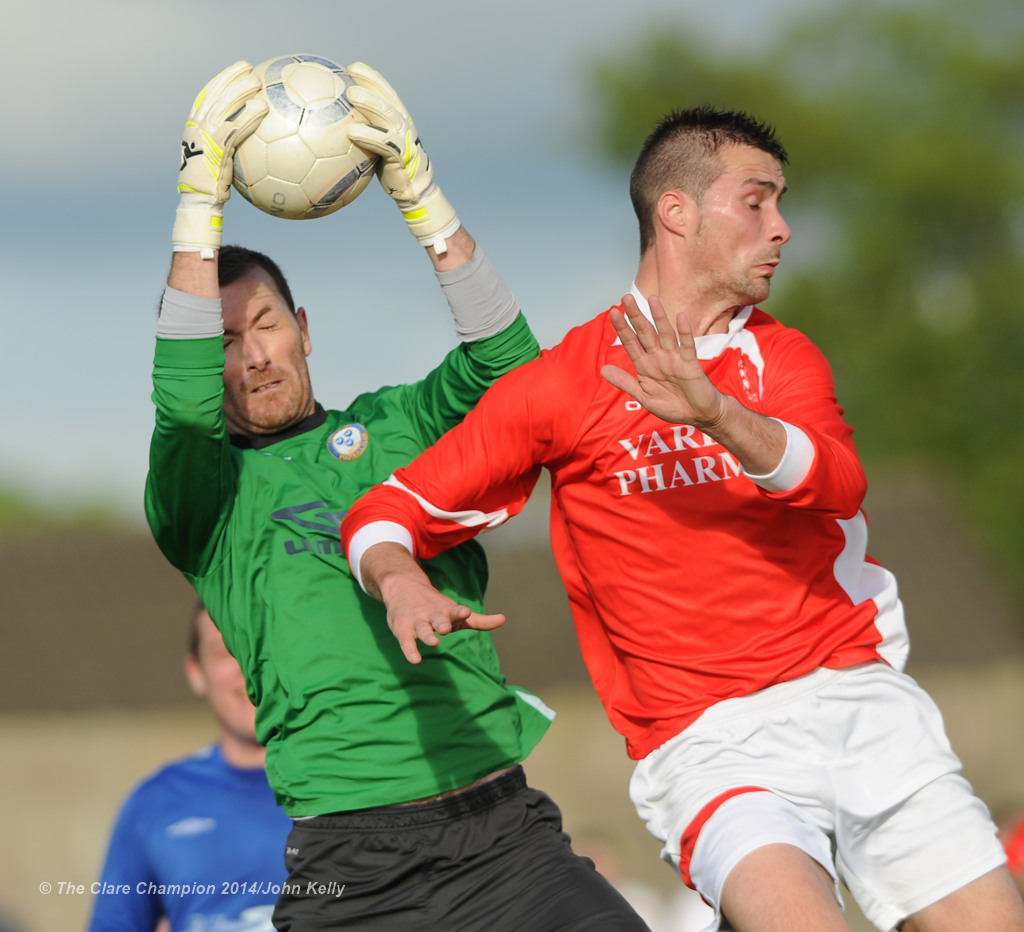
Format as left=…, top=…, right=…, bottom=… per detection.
left=145, top=313, right=552, bottom=816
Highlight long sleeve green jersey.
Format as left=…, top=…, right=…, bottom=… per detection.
left=145, top=313, right=553, bottom=816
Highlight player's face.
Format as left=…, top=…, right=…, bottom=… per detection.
left=220, top=267, right=315, bottom=437
left=185, top=609, right=258, bottom=747
left=689, top=143, right=790, bottom=308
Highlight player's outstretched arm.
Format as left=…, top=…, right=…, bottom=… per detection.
left=149, top=63, right=268, bottom=575
left=344, top=62, right=461, bottom=255
left=601, top=293, right=787, bottom=476
left=169, top=61, right=268, bottom=287
left=360, top=543, right=505, bottom=664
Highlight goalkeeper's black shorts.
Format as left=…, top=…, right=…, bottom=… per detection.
left=272, top=765, right=650, bottom=931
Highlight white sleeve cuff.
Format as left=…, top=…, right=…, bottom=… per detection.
left=346, top=521, right=415, bottom=592
left=157, top=287, right=224, bottom=339
left=742, top=419, right=815, bottom=493
left=435, top=246, right=521, bottom=342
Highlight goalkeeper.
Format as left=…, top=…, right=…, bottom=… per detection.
left=148, top=61, right=649, bottom=931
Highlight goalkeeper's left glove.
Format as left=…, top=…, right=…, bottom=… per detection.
left=172, top=61, right=268, bottom=258
left=345, top=62, right=461, bottom=255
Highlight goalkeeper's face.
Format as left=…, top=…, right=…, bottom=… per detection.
left=220, top=267, right=316, bottom=436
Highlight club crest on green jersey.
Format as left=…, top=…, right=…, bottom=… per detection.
left=327, top=423, right=368, bottom=461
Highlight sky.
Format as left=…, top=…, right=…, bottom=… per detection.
left=1, top=0, right=830, bottom=523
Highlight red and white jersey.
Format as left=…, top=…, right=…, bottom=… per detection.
left=343, top=292, right=908, bottom=759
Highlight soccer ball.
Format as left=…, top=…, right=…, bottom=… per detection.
left=232, top=54, right=378, bottom=220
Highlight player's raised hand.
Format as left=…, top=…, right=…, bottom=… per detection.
left=601, top=294, right=724, bottom=430
left=344, top=62, right=460, bottom=254
left=344, top=63, right=431, bottom=205
left=172, top=62, right=268, bottom=256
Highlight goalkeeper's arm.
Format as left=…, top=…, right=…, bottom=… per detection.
left=430, top=229, right=522, bottom=343
left=163, top=62, right=267, bottom=327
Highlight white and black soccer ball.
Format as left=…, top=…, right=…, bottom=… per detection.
left=232, top=54, right=378, bottom=220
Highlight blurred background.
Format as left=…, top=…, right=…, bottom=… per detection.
left=2, top=0, right=1023, bottom=929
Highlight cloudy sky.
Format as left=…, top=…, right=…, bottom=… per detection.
left=2, top=0, right=830, bottom=522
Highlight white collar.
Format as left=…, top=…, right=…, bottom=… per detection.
left=623, top=284, right=753, bottom=358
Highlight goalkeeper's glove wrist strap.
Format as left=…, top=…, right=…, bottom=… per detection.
left=172, top=201, right=224, bottom=259
left=399, top=185, right=460, bottom=254
left=419, top=217, right=462, bottom=256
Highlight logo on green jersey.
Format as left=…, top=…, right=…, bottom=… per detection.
left=271, top=501, right=348, bottom=557
left=327, top=423, right=368, bottom=461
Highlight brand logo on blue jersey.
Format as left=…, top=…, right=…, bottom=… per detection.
left=166, top=816, right=217, bottom=837
left=327, top=423, right=368, bottom=461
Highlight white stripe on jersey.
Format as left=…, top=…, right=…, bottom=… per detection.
left=383, top=475, right=512, bottom=531
left=834, top=511, right=909, bottom=670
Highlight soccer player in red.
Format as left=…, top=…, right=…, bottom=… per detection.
left=342, top=108, right=1024, bottom=931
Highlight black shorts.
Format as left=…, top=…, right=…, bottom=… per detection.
left=272, top=766, right=650, bottom=931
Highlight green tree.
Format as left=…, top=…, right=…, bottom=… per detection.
left=588, top=0, right=1024, bottom=611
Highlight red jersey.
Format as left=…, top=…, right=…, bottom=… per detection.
left=343, top=296, right=908, bottom=759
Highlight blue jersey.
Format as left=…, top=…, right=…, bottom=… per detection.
left=89, top=743, right=291, bottom=931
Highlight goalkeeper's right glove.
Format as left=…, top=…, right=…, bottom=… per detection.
left=172, top=61, right=268, bottom=258
left=345, top=62, right=461, bottom=255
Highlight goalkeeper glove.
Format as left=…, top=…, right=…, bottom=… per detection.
left=345, top=62, right=461, bottom=254
left=172, top=61, right=268, bottom=258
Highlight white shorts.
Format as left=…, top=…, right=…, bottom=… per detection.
left=629, top=663, right=1006, bottom=931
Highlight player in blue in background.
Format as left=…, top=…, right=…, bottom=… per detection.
left=88, top=604, right=290, bottom=932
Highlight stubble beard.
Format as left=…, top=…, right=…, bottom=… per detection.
left=223, top=371, right=315, bottom=438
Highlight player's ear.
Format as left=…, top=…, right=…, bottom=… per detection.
left=656, top=189, right=698, bottom=240
left=296, top=307, right=312, bottom=357
left=183, top=653, right=208, bottom=699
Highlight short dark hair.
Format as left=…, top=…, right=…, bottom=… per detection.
left=629, top=106, right=788, bottom=254
left=218, top=245, right=297, bottom=314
